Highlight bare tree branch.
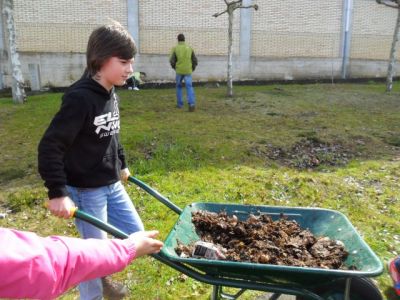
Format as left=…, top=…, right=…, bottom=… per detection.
left=231, top=1, right=243, bottom=5
left=213, top=9, right=228, bottom=17
left=237, top=4, right=259, bottom=11
left=376, top=0, right=399, bottom=8
left=214, top=1, right=248, bottom=17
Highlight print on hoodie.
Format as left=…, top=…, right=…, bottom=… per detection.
left=94, top=95, right=120, bottom=138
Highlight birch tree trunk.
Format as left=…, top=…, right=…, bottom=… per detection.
left=227, top=8, right=234, bottom=97
left=3, top=0, right=26, bottom=103
left=386, top=6, right=400, bottom=92
left=214, top=1, right=257, bottom=98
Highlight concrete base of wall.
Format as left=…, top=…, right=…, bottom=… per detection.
left=0, top=52, right=398, bottom=88
left=134, top=55, right=345, bottom=82
left=2, top=52, right=86, bottom=89
left=348, top=60, right=393, bottom=78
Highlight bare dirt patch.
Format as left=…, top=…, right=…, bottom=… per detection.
left=251, top=137, right=354, bottom=169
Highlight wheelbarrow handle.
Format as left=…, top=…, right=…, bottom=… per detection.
left=128, top=176, right=182, bottom=215
left=72, top=208, right=129, bottom=239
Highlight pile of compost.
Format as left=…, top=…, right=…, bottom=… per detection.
left=250, top=137, right=353, bottom=169
left=176, top=210, right=349, bottom=269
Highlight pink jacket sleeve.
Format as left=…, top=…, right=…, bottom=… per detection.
left=0, top=228, right=136, bottom=299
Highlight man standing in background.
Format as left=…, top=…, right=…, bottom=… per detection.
left=170, top=33, right=198, bottom=112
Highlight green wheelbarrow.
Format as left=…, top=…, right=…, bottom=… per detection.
left=71, top=176, right=384, bottom=300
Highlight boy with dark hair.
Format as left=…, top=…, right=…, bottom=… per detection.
left=38, top=22, right=146, bottom=300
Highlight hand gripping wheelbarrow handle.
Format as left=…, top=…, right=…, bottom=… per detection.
left=128, top=176, right=182, bottom=215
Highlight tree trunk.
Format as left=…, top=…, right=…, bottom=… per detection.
left=386, top=6, right=400, bottom=92
left=3, top=0, right=26, bottom=103
left=227, top=8, right=234, bottom=97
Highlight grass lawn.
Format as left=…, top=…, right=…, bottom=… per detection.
left=0, top=82, right=400, bottom=299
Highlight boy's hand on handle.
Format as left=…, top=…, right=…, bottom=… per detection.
left=47, top=196, right=76, bottom=219
left=120, top=168, right=131, bottom=182
left=129, top=230, right=163, bottom=258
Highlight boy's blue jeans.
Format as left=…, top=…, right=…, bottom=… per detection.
left=67, top=181, right=144, bottom=300
left=176, top=74, right=195, bottom=107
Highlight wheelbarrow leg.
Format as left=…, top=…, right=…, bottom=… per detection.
left=211, top=285, right=220, bottom=300
left=344, top=278, right=351, bottom=300
left=211, top=285, right=247, bottom=300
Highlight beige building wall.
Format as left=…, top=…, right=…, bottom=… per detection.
left=351, top=0, right=399, bottom=60
left=13, top=0, right=128, bottom=53
left=139, top=1, right=240, bottom=56
left=251, top=1, right=343, bottom=58
left=2, top=0, right=400, bottom=88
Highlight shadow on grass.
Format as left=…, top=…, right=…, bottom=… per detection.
left=0, top=169, right=26, bottom=183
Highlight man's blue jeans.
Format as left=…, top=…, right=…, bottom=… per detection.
left=67, top=181, right=144, bottom=300
left=176, top=74, right=195, bottom=107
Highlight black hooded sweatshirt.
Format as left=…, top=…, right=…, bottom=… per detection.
left=38, top=77, right=127, bottom=199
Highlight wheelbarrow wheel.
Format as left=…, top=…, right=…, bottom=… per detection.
left=295, top=277, right=382, bottom=300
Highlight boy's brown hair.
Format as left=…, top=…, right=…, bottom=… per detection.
left=86, top=22, right=137, bottom=76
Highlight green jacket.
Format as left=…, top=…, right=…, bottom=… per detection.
left=169, top=42, right=198, bottom=75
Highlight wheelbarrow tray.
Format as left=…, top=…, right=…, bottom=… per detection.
left=160, top=202, right=383, bottom=288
